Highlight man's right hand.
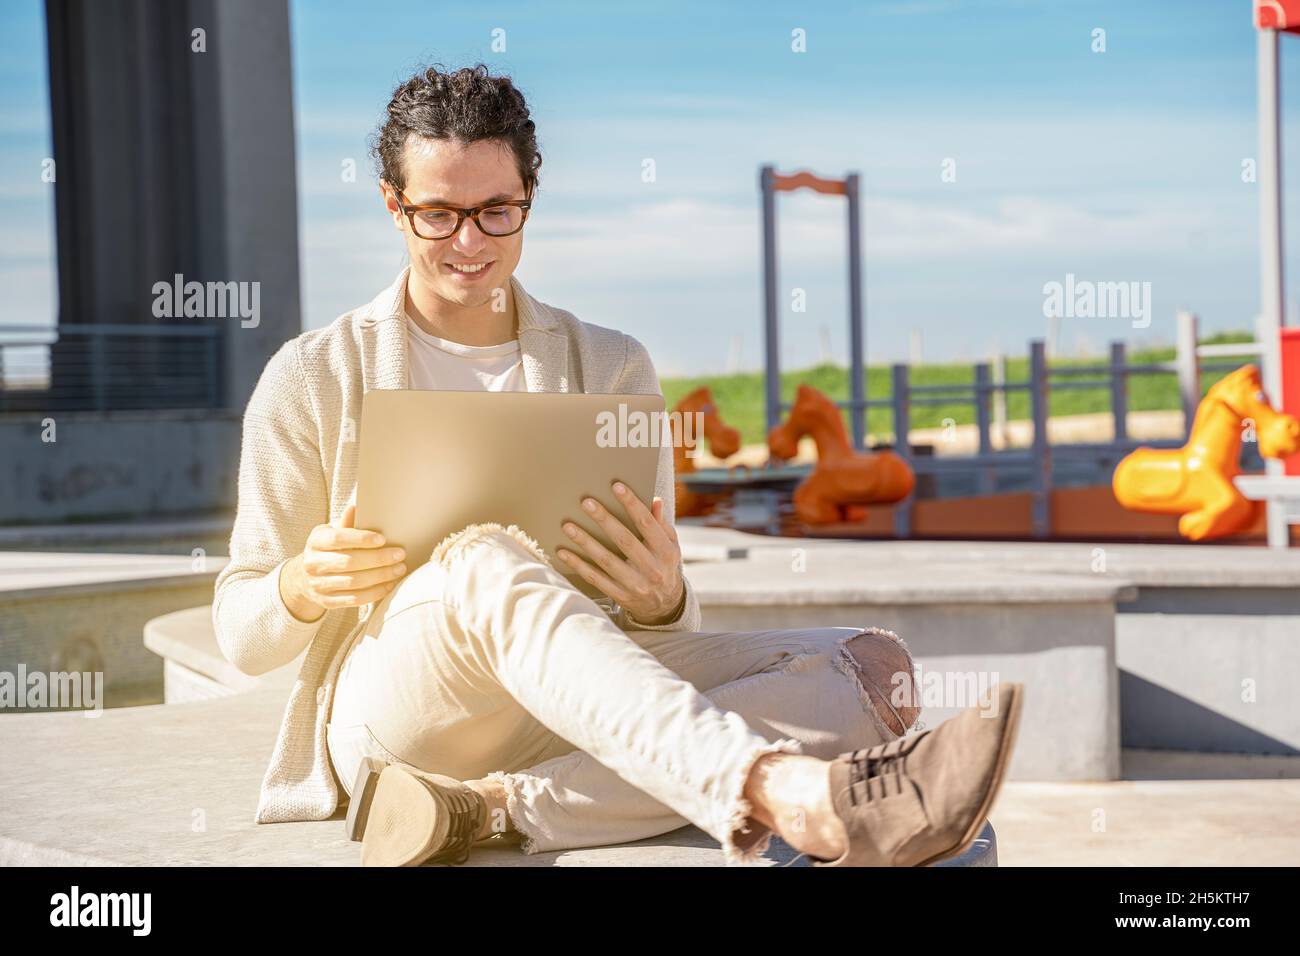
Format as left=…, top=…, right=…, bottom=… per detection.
left=279, top=503, right=408, bottom=623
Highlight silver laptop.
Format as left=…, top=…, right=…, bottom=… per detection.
left=355, top=389, right=668, bottom=600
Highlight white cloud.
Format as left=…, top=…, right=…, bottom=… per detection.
left=864, top=194, right=1217, bottom=258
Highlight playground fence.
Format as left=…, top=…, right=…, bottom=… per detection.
left=777, top=312, right=1265, bottom=539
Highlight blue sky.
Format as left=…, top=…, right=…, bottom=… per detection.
left=5, top=0, right=1300, bottom=374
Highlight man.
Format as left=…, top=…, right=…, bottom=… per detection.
left=213, top=63, right=1022, bottom=867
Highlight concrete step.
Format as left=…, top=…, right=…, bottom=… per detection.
left=0, top=551, right=226, bottom=708
left=680, top=527, right=1300, bottom=760
left=0, top=686, right=995, bottom=867
left=681, top=548, right=1130, bottom=781
left=0, top=514, right=233, bottom=554
left=144, top=605, right=299, bottom=702
left=989, top=778, right=1300, bottom=866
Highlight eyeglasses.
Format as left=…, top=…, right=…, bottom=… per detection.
left=391, top=185, right=533, bottom=240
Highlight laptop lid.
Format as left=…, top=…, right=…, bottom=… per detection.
left=355, top=389, right=668, bottom=600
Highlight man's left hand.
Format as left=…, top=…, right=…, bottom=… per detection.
left=557, top=481, right=685, bottom=625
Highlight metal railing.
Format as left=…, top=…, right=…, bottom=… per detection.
left=776, top=312, right=1265, bottom=539
left=0, top=323, right=223, bottom=413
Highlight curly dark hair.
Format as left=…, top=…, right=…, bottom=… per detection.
left=371, top=62, right=542, bottom=196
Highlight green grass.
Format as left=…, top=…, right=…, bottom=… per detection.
left=661, top=331, right=1257, bottom=447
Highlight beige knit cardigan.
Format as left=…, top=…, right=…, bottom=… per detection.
left=212, top=266, right=703, bottom=825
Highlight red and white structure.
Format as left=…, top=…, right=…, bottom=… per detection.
left=1246, top=2, right=1300, bottom=545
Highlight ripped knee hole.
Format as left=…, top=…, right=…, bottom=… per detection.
left=844, top=630, right=921, bottom=736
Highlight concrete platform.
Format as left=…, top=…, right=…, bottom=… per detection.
left=0, top=687, right=995, bottom=867
left=144, top=560, right=1129, bottom=781
left=10, top=527, right=1300, bottom=865
left=144, top=605, right=299, bottom=702
left=677, top=526, right=1300, bottom=587
left=0, top=550, right=227, bottom=598
left=0, top=515, right=234, bottom=555
left=989, top=777, right=1300, bottom=866
left=0, top=551, right=226, bottom=707
left=682, top=547, right=1129, bottom=781
left=677, top=528, right=1300, bottom=758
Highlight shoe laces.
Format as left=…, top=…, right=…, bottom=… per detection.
left=775, top=740, right=912, bottom=867
left=426, top=784, right=487, bottom=865
left=846, top=737, right=908, bottom=804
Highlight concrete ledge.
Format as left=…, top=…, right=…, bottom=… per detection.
left=0, top=514, right=233, bottom=552
left=686, top=554, right=1136, bottom=606
left=1122, top=748, right=1300, bottom=780
left=146, top=533, right=1126, bottom=782
left=678, top=527, right=1300, bottom=589
left=678, top=527, right=1300, bottom=758
left=0, top=551, right=227, bottom=601
left=0, top=412, right=241, bottom=525
left=684, top=549, right=1127, bottom=781
left=0, top=689, right=995, bottom=867
left=0, top=552, right=227, bottom=706
left=146, top=587, right=1121, bottom=782
left=1118, top=614, right=1300, bottom=755
left=144, top=605, right=300, bottom=700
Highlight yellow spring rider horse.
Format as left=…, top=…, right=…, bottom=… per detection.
left=1113, top=364, right=1300, bottom=541
left=768, top=383, right=915, bottom=524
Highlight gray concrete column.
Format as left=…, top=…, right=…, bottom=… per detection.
left=43, top=0, right=300, bottom=413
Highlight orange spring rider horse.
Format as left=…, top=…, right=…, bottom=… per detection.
left=1112, top=364, right=1300, bottom=540
left=670, top=386, right=742, bottom=516
left=768, top=383, right=915, bottom=524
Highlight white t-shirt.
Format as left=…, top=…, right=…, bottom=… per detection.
left=405, top=315, right=527, bottom=392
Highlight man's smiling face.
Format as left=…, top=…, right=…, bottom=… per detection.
left=383, top=136, right=529, bottom=312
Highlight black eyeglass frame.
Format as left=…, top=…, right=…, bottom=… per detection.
left=390, top=185, right=533, bottom=240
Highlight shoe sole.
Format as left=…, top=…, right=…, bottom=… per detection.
left=917, top=681, right=1024, bottom=867
left=360, top=766, right=452, bottom=867
left=346, top=757, right=388, bottom=843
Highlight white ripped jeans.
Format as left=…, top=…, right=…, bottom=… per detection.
left=327, top=523, right=909, bottom=865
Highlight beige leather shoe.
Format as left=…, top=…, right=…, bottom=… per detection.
left=813, top=681, right=1024, bottom=867
left=358, top=765, right=487, bottom=867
